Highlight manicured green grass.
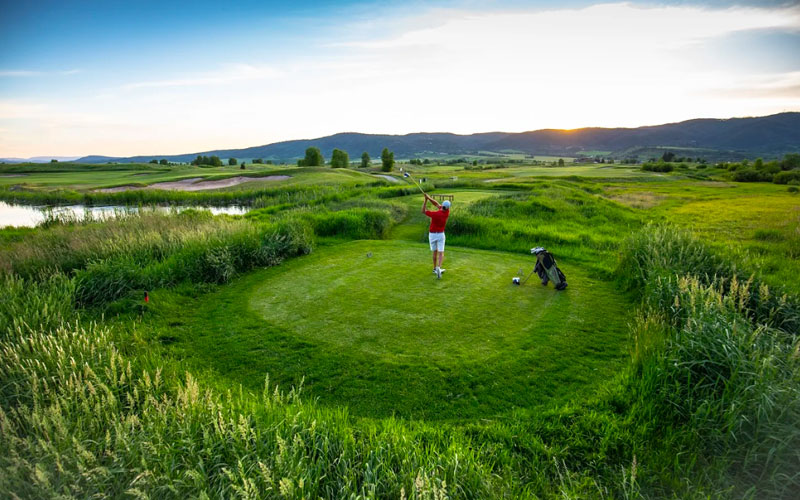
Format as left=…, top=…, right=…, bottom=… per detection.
left=138, top=240, right=630, bottom=420
left=486, top=164, right=664, bottom=179
left=0, top=163, right=379, bottom=191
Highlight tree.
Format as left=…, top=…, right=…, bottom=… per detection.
left=780, top=153, right=800, bottom=170
left=253, top=158, right=263, bottom=164
left=229, top=158, right=238, bottom=166
left=149, top=159, right=158, bottom=164
left=381, top=147, right=394, bottom=172
left=50, top=159, right=58, bottom=163
left=557, top=158, right=565, bottom=166
left=662, top=151, right=676, bottom=162
left=159, top=159, right=168, bottom=165
left=302, top=147, right=324, bottom=167
left=330, top=148, right=349, bottom=168
left=361, top=151, right=371, bottom=168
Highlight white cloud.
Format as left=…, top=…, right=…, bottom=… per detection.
left=2, top=2, right=800, bottom=157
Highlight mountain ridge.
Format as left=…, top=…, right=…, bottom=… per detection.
left=34, top=112, right=800, bottom=164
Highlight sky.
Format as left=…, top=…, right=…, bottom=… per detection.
left=1, top=0, right=799, bottom=158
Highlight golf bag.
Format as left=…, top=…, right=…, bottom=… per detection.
left=532, top=247, right=567, bottom=290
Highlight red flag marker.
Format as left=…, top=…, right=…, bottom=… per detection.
left=144, top=291, right=149, bottom=303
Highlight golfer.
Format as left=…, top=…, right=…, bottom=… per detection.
left=422, top=194, right=451, bottom=278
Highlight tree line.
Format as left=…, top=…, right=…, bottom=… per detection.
left=297, top=147, right=395, bottom=171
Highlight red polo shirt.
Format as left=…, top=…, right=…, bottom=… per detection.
left=425, top=209, right=449, bottom=232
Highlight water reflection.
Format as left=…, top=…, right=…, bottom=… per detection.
left=0, top=201, right=249, bottom=228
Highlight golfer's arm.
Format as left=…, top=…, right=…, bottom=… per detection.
left=421, top=198, right=428, bottom=213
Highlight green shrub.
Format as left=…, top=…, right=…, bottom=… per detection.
left=641, top=161, right=673, bottom=173
left=773, top=170, right=800, bottom=185
left=732, top=169, right=773, bottom=182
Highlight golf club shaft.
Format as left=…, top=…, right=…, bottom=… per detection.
left=407, top=172, right=427, bottom=195
left=520, top=267, right=536, bottom=285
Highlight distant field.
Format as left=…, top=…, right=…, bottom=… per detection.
left=602, top=181, right=800, bottom=292
left=0, top=163, right=381, bottom=191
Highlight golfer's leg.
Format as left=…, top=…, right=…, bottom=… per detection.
left=438, top=251, right=444, bottom=268
left=432, top=250, right=439, bottom=270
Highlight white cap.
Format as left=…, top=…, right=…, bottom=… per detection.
left=442, top=200, right=451, bottom=209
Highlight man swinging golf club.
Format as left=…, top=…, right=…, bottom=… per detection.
left=422, top=193, right=451, bottom=279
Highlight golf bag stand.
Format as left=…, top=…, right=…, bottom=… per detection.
left=532, top=247, right=567, bottom=290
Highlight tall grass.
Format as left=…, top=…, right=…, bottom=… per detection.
left=446, top=184, right=641, bottom=274
left=73, top=219, right=313, bottom=306
left=0, top=210, right=314, bottom=306
left=618, top=224, right=800, bottom=334
left=0, top=279, right=494, bottom=498
left=620, top=226, right=800, bottom=498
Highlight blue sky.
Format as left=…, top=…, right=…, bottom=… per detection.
left=1, top=0, right=799, bottom=157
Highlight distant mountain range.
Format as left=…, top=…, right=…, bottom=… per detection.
left=0, top=156, right=82, bottom=164
left=3, top=113, right=798, bottom=165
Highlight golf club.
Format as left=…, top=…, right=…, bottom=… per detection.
left=402, top=170, right=427, bottom=195
left=512, top=267, right=537, bottom=286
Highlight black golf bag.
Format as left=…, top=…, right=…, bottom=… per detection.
left=532, top=248, right=567, bottom=290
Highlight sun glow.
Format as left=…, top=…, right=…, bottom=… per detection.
left=1, top=2, right=799, bottom=157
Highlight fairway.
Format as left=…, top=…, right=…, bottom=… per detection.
left=144, top=239, right=631, bottom=420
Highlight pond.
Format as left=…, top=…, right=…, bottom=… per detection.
left=0, top=201, right=248, bottom=228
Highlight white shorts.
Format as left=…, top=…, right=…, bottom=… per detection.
left=429, top=232, right=445, bottom=251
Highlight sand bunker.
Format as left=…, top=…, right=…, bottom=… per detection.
left=97, top=175, right=290, bottom=193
